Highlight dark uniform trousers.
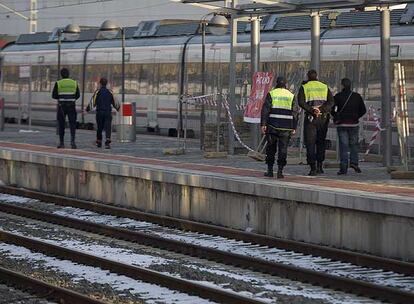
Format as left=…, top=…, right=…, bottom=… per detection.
left=96, top=111, right=112, bottom=141
left=57, top=102, right=77, bottom=143
left=304, top=116, right=329, bottom=165
left=266, top=129, right=291, bottom=168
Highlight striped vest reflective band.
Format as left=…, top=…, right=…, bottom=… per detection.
left=268, top=88, right=295, bottom=130
left=302, top=80, right=328, bottom=107
left=57, top=78, right=77, bottom=102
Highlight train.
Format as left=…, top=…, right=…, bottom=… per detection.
left=1, top=10, right=414, bottom=152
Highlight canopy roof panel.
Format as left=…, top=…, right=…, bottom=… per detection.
left=181, top=0, right=414, bottom=15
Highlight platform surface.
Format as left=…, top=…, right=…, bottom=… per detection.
left=1, top=125, right=414, bottom=206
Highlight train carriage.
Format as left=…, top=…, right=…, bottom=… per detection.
left=1, top=9, right=414, bottom=151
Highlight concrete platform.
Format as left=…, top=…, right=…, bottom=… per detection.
left=0, top=125, right=413, bottom=261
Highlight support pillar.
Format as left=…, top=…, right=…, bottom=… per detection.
left=228, top=0, right=238, bottom=155
left=250, top=16, right=260, bottom=149
left=201, top=22, right=206, bottom=150
left=381, top=7, right=392, bottom=167
left=310, top=12, right=320, bottom=74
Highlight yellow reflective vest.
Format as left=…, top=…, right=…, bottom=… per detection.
left=57, top=78, right=78, bottom=102
left=268, top=88, right=295, bottom=130
left=302, top=80, right=328, bottom=107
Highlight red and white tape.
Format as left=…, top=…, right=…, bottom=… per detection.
left=185, top=94, right=254, bottom=152
left=184, top=94, right=245, bottom=110
left=221, top=95, right=254, bottom=152
left=364, top=106, right=384, bottom=157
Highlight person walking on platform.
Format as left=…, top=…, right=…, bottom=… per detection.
left=298, top=70, right=334, bottom=176
left=261, top=76, right=298, bottom=179
left=52, top=68, right=80, bottom=149
left=332, top=78, right=366, bottom=175
left=86, top=78, right=120, bottom=149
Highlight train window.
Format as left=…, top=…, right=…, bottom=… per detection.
left=1, top=66, right=19, bottom=91
left=399, top=60, right=414, bottom=102
left=391, top=45, right=400, bottom=58
left=138, top=64, right=152, bottom=95
left=284, top=61, right=308, bottom=91
left=186, top=63, right=201, bottom=95
left=365, top=61, right=381, bottom=101
left=124, top=64, right=140, bottom=95
left=158, top=63, right=179, bottom=95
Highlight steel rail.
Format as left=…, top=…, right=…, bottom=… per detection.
left=1, top=185, right=412, bottom=276
left=0, top=230, right=264, bottom=304
left=0, top=266, right=108, bottom=304
left=0, top=199, right=413, bottom=303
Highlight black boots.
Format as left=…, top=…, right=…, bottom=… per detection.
left=350, top=163, right=362, bottom=173
left=277, top=167, right=284, bottom=179
left=264, top=166, right=285, bottom=179
left=105, top=139, right=111, bottom=149
left=338, top=164, right=361, bottom=175
left=264, top=167, right=274, bottom=178
left=316, top=162, right=324, bottom=174
left=308, top=164, right=317, bottom=176
left=96, top=139, right=111, bottom=149
left=58, top=142, right=76, bottom=149
left=308, top=163, right=323, bottom=176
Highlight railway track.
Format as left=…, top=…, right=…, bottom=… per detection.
left=0, top=265, right=106, bottom=304
left=0, top=186, right=413, bottom=303
left=0, top=230, right=263, bottom=304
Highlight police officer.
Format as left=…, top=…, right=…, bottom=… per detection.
left=86, top=78, right=120, bottom=149
left=52, top=68, right=80, bottom=149
left=261, top=76, right=298, bottom=179
left=298, top=70, right=334, bottom=176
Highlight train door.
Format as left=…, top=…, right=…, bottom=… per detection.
left=147, top=50, right=160, bottom=130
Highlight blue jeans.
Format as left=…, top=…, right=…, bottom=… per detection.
left=337, top=126, right=359, bottom=169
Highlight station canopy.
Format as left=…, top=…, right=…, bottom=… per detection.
left=181, top=1, right=414, bottom=15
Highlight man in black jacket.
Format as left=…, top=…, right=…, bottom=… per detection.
left=86, top=78, right=120, bottom=149
left=332, top=78, right=366, bottom=175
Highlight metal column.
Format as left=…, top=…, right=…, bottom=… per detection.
left=228, top=0, right=238, bottom=155
left=381, top=7, right=392, bottom=167
left=56, top=31, right=62, bottom=136
left=200, top=22, right=206, bottom=150
left=0, top=98, right=4, bottom=131
left=310, top=12, right=320, bottom=73
left=121, top=28, right=125, bottom=104
left=250, top=16, right=260, bottom=149
left=28, top=65, right=32, bottom=130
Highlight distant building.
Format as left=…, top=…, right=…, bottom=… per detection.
left=0, top=0, right=210, bottom=35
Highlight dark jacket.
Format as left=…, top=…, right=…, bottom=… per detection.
left=87, top=86, right=120, bottom=112
left=52, top=78, right=80, bottom=101
left=332, top=89, right=366, bottom=126
left=297, top=81, right=334, bottom=118
left=261, top=87, right=299, bottom=134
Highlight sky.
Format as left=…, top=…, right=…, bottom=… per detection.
left=0, top=0, right=211, bottom=35
left=0, top=0, right=409, bottom=36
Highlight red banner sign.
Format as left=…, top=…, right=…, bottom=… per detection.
left=243, top=72, right=274, bottom=123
